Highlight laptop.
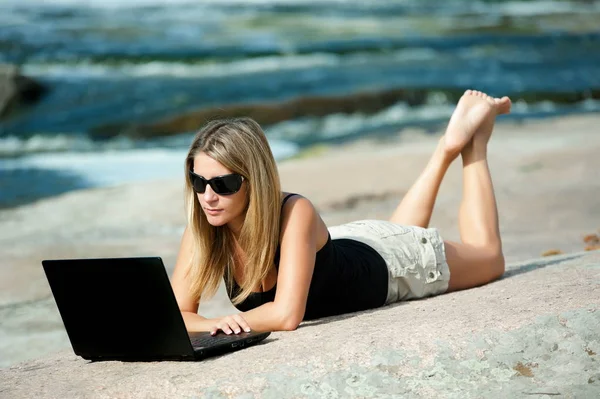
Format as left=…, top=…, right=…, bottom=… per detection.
left=42, top=257, right=270, bottom=361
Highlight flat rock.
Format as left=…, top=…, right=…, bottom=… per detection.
left=0, top=64, right=47, bottom=120
left=1, top=250, right=599, bottom=398
left=90, top=87, right=600, bottom=139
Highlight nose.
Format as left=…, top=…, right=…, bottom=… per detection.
left=202, top=184, right=218, bottom=202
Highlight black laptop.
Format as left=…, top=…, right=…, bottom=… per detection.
left=42, top=257, right=270, bottom=361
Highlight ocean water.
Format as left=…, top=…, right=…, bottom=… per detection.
left=1, top=0, right=600, bottom=206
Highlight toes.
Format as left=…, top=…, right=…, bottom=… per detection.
left=490, top=96, right=512, bottom=114
left=496, top=96, right=512, bottom=115
left=465, top=89, right=486, bottom=97
left=472, top=90, right=498, bottom=104
left=464, top=89, right=510, bottom=113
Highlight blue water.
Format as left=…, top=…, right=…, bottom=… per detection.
left=1, top=0, right=600, bottom=206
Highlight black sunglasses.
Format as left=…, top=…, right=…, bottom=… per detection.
left=189, top=170, right=244, bottom=195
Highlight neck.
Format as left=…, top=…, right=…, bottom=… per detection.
left=227, top=213, right=245, bottom=237
left=228, top=222, right=242, bottom=238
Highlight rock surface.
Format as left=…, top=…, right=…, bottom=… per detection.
left=1, top=113, right=600, bottom=397
left=90, top=87, right=600, bottom=139
left=0, top=64, right=47, bottom=120
left=1, top=251, right=599, bottom=398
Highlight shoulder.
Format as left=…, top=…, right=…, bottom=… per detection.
left=281, top=193, right=315, bottom=215
left=279, top=193, right=330, bottom=252
left=280, top=194, right=319, bottom=233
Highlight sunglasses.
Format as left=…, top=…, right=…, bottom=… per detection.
left=188, top=170, right=244, bottom=195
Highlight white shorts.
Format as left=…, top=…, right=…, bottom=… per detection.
left=328, top=220, right=450, bottom=304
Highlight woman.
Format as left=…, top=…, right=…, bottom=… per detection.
left=171, top=90, right=511, bottom=335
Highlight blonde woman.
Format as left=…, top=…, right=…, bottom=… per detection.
left=171, top=90, right=511, bottom=336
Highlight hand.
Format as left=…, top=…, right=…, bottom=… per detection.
left=210, top=314, right=251, bottom=336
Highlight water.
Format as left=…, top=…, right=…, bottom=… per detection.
left=1, top=0, right=600, bottom=206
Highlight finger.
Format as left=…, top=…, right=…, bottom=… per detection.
left=233, top=314, right=251, bottom=333
left=225, top=319, right=241, bottom=334
left=219, top=321, right=235, bottom=335
left=210, top=323, right=225, bottom=335
left=210, top=323, right=230, bottom=335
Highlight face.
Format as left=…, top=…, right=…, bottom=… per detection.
left=192, top=152, right=248, bottom=234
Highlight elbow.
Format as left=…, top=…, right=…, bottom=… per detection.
left=279, top=310, right=303, bottom=331
left=280, top=318, right=301, bottom=331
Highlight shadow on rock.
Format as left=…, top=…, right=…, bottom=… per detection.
left=299, top=304, right=399, bottom=329
left=502, top=253, right=586, bottom=279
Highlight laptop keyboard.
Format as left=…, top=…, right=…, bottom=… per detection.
left=190, top=333, right=248, bottom=348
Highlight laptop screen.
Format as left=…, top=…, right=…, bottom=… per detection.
left=43, top=257, right=194, bottom=359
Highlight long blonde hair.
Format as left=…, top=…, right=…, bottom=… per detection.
left=184, top=118, right=282, bottom=305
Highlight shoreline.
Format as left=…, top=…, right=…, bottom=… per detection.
left=0, top=110, right=597, bottom=211
left=1, top=112, right=600, bottom=368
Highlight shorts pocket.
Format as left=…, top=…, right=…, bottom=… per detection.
left=383, top=237, right=422, bottom=279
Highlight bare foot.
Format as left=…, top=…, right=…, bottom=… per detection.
left=474, top=94, right=512, bottom=147
left=442, top=90, right=511, bottom=159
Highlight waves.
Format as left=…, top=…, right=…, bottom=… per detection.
left=2, top=94, right=598, bottom=208
left=21, top=54, right=343, bottom=79
left=0, top=131, right=299, bottom=159
left=4, top=0, right=600, bottom=66
left=7, top=30, right=600, bottom=66
left=0, top=136, right=298, bottom=207
left=5, top=0, right=600, bottom=13
left=2, top=0, right=600, bottom=205
left=4, top=45, right=600, bottom=139
left=3, top=96, right=599, bottom=158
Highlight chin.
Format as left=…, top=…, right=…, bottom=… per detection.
left=205, top=214, right=229, bottom=227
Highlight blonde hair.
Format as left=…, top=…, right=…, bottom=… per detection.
left=184, top=118, right=282, bottom=305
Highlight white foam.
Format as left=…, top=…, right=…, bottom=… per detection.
left=0, top=135, right=97, bottom=157
left=20, top=46, right=447, bottom=80
left=267, top=99, right=454, bottom=143
left=0, top=0, right=364, bottom=10
left=581, top=98, right=600, bottom=111
left=21, top=54, right=342, bottom=79
left=0, top=134, right=149, bottom=157
left=267, top=94, right=600, bottom=144
left=0, top=138, right=298, bottom=189
left=0, top=149, right=188, bottom=186
left=4, top=0, right=593, bottom=14
left=496, top=1, right=591, bottom=16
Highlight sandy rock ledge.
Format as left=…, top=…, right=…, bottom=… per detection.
left=1, top=251, right=599, bottom=398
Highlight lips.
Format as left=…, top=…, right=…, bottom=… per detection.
left=204, top=208, right=223, bottom=215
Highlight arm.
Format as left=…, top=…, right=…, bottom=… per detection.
left=171, top=226, right=217, bottom=331
left=237, top=196, right=321, bottom=332
left=176, top=197, right=322, bottom=334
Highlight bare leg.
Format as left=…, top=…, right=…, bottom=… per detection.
left=445, top=91, right=511, bottom=292
left=389, top=140, right=452, bottom=228
left=390, top=90, right=510, bottom=228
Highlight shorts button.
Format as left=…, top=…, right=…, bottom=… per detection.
left=421, top=237, right=428, bottom=244
left=428, top=271, right=436, bottom=279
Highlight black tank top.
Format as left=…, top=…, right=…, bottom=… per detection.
left=225, top=194, right=388, bottom=320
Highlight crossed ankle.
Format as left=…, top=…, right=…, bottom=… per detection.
left=436, top=141, right=459, bottom=164
left=462, top=141, right=487, bottom=156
